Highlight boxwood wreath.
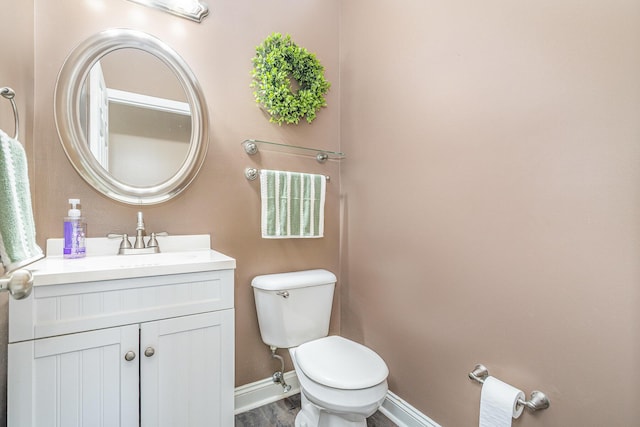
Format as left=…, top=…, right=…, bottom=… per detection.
left=251, top=33, right=330, bottom=125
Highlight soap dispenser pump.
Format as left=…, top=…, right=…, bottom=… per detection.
left=63, top=198, right=86, bottom=259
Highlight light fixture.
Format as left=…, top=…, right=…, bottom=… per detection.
left=127, top=0, right=209, bottom=22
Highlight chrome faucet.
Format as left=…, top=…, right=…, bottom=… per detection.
left=134, top=211, right=146, bottom=249
left=107, top=212, right=168, bottom=255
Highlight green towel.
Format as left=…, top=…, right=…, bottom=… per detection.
left=260, top=169, right=326, bottom=238
left=0, top=129, right=43, bottom=272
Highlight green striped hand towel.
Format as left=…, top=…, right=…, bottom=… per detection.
left=0, top=129, right=44, bottom=272
left=260, top=169, right=326, bottom=238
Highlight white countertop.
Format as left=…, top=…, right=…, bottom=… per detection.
left=29, top=234, right=236, bottom=286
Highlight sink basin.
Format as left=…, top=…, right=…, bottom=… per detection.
left=29, top=234, right=235, bottom=286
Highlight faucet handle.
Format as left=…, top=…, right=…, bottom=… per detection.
left=146, top=232, right=168, bottom=248
left=107, top=233, right=133, bottom=251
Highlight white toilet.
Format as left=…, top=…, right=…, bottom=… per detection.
left=251, top=269, right=389, bottom=427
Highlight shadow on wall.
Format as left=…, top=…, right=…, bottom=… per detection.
left=339, top=193, right=365, bottom=343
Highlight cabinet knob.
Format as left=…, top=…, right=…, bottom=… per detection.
left=124, top=351, right=136, bottom=361
left=144, top=347, right=155, bottom=357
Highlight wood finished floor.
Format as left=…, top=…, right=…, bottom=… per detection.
left=235, top=394, right=397, bottom=426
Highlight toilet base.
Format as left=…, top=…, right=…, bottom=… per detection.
left=295, top=391, right=368, bottom=427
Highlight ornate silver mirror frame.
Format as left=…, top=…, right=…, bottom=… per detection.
left=54, top=28, right=209, bottom=205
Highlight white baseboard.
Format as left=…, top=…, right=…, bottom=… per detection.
left=234, top=370, right=300, bottom=415
left=379, top=390, right=442, bottom=427
left=235, top=372, right=440, bottom=427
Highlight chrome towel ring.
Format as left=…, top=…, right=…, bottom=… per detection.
left=1, top=87, right=19, bottom=140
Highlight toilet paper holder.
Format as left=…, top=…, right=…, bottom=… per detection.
left=468, top=364, right=550, bottom=411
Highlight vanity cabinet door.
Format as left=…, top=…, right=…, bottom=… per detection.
left=8, top=324, right=140, bottom=427
left=140, top=309, right=235, bottom=427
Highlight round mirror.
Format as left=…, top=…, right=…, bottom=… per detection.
left=55, top=29, right=209, bottom=205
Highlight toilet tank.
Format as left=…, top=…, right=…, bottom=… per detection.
left=251, top=269, right=336, bottom=348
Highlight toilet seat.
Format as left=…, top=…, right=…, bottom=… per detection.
left=295, top=336, right=388, bottom=389
left=290, top=346, right=389, bottom=422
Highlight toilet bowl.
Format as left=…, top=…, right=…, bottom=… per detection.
left=290, top=336, right=388, bottom=427
left=251, top=270, right=390, bottom=427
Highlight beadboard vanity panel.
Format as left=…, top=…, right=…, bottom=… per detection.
left=10, top=269, right=233, bottom=342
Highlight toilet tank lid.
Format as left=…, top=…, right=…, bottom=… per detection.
left=251, top=269, right=336, bottom=291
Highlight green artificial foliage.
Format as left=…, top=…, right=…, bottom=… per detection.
left=251, top=33, right=331, bottom=125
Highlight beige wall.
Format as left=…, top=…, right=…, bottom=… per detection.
left=341, top=0, right=640, bottom=426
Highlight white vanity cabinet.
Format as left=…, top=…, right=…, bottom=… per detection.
left=7, top=240, right=235, bottom=427
left=10, top=323, right=140, bottom=426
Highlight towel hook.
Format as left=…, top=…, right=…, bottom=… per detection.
left=1, top=87, right=19, bottom=140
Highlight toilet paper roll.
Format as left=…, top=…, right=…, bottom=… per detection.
left=479, top=376, right=525, bottom=427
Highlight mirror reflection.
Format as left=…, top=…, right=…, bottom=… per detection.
left=79, top=49, right=191, bottom=187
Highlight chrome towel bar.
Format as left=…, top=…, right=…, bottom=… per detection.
left=242, top=139, right=345, bottom=163
left=244, top=167, right=330, bottom=182
left=468, top=364, right=550, bottom=412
